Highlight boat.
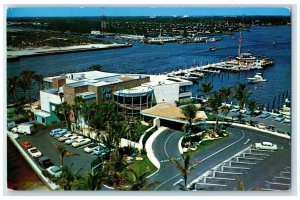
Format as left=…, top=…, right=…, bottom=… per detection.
left=209, top=46, right=217, bottom=51
left=247, top=73, right=267, bottom=83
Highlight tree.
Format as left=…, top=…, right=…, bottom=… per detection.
left=20, top=69, right=36, bottom=103
left=90, top=64, right=102, bottom=71
left=207, top=92, right=223, bottom=131
left=54, top=143, right=79, bottom=167
left=121, top=168, right=157, bottom=191
left=58, top=92, right=70, bottom=129
left=53, top=164, right=82, bottom=190
left=234, top=84, right=251, bottom=123
left=7, top=76, right=18, bottom=103
left=220, top=105, right=230, bottom=123
left=33, top=74, right=44, bottom=92
left=219, top=86, right=233, bottom=104
left=181, top=104, right=198, bottom=136
left=198, top=82, right=213, bottom=100
left=171, top=152, right=196, bottom=191
left=73, top=172, right=104, bottom=191
left=248, top=100, right=257, bottom=117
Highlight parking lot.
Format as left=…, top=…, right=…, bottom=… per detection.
left=190, top=144, right=290, bottom=191
left=15, top=126, right=100, bottom=176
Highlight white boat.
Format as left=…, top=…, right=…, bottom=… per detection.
left=247, top=73, right=267, bottom=83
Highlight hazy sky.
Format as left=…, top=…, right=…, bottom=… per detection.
left=7, top=7, right=290, bottom=17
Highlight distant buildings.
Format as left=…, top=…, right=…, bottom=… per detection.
left=34, top=70, right=192, bottom=125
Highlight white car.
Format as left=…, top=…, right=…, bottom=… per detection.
left=72, top=138, right=91, bottom=147
left=46, top=166, right=62, bottom=178
left=65, top=136, right=82, bottom=145
left=254, top=142, right=278, bottom=151
left=28, top=147, right=42, bottom=158
left=257, top=123, right=266, bottom=129
left=84, top=143, right=99, bottom=153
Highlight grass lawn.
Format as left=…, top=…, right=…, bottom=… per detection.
left=127, top=155, right=157, bottom=176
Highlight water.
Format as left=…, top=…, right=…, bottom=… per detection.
left=7, top=25, right=291, bottom=107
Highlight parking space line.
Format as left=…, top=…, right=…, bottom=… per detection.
left=231, top=161, right=257, bottom=165
left=250, top=149, right=276, bottom=153
left=196, top=183, right=227, bottom=187
left=266, top=181, right=290, bottom=186
left=237, top=157, right=263, bottom=161
left=173, top=179, right=183, bottom=186
left=274, top=176, right=290, bottom=180
left=206, top=177, right=235, bottom=181
left=244, top=153, right=270, bottom=157
left=215, top=171, right=243, bottom=175
left=259, top=188, right=284, bottom=191
left=223, top=166, right=250, bottom=170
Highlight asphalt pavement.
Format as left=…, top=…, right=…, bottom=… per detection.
left=150, top=126, right=291, bottom=191
left=15, top=127, right=98, bottom=176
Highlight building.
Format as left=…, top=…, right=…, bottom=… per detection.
left=34, top=70, right=193, bottom=125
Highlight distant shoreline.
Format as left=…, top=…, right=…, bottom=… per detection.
left=7, top=43, right=132, bottom=61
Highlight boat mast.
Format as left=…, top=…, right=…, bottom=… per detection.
left=238, top=32, right=243, bottom=57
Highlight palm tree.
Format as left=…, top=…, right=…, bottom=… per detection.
left=181, top=104, right=198, bottom=136
left=20, top=69, right=36, bottom=103
left=121, top=168, right=157, bottom=191
left=53, top=164, right=82, bottom=190
left=54, top=143, right=79, bottom=167
left=234, top=84, right=251, bottom=123
left=208, top=92, right=223, bottom=131
left=17, top=78, right=29, bottom=99
left=197, top=82, right=213, bottom=101
left=171, top=152, right=196, bottom=191
left=107, top=121, right=131, bottom=148
left=73, top=172, right=104, bottom=191
left=90, top=64, right=103, bottom=71
left=33, top=74, right=44, bottom=92
left=219, top=86, right=233, bottom=104
left=7, top=76, right=18, bottom=103
left=248, top=100, right=257, bottom=117
left=58, top=92, right=70, bottom=129
left=220, top=105, right=230, bottom=123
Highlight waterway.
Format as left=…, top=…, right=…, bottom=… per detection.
left=7, top=25, right=291, bottom=107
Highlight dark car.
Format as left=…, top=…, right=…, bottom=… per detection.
left=37, top=156, right=54, bottom=169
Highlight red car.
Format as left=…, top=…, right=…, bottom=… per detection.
left=22, top=141, right=32, bottom=149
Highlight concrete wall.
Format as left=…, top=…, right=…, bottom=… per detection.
left=64, top=85, right=88, bottom=105
left=152, top=83, right=179, bottom=104
left=40, top=91, right=62, bottom=113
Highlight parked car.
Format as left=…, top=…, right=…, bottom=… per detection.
left=93, top=146, right=111, bottom=156
left=65, top=136, right=83, bottom=145
left=244, top=110, right=252, bottom=116
left=257, top=123, right=266, bottom=129
left=12, top=123, right=34, bottom=135
left=57, top=133, right=77, bottom=142
left=46, top=166, right=62, bottom=178
left=28, top=147, right=42, bottom=158
left=284, top=116, right=291, bottom=124
left=252, top=110, right=262, bottom=117
left=22, top=141, right=32, bottom=149
left=254, top=142, right=278, bottom=150
left=50, top=128, right=67, bottom=137
left=37, top=156, right=54, bottom=169
left=259, top=112, right=271, bottom=119
left=53, top=130, right=71, bottom=139
left=267, top=125, right=276, bottom=132
left=72, top=138, right=91, bottom=147
left=230, top=105, right=240, bottom=112
left=275, top=114, right=286, bottom=122
left=84, top=143, right=99, bottom=153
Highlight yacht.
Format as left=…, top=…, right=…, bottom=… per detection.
left=247, top=73, right=267, bottom=83
left=209, top=46, right=217, bottom=51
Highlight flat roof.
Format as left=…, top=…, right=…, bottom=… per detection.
left=114, top=85, right=153, bottom=97
left=141, top=102, right=207, bottom=124
left=68, top=70, right=119, bottom=80
left=34, top=110, right=51, bottom=118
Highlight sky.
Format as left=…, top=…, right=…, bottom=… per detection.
left=6, top=7, right=291, bottom=18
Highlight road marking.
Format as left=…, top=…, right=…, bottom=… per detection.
left=77, top=143, right=92, bottom=149
left=244, top=139, right=250, bottom=145
left=244, top=153, right=270, bottom=157
left=161, top=159, right=169, bottom=163
left=196, top=183, right=227, bottom=187
left=215, top=171, right=243, bottom=175
left=259, top=188, right=284, bottom=191
left=231, top=161, right=257, bottom=165
left=274, top=176, right=290, bottom=180
left=237, top=157, right=263, bottom=161
left=206, top=177, right=235, bottom=181
left=223, top=166, right=250, bottom=170
left=173, top=179, right=183, bottom=186
left=154, top=130, right=245, bottom=191
left=164, top=132, right=177, bottom=159
left=266, top=181, right=290, bottom=186
left=250, top=149, right=276, bottom=152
